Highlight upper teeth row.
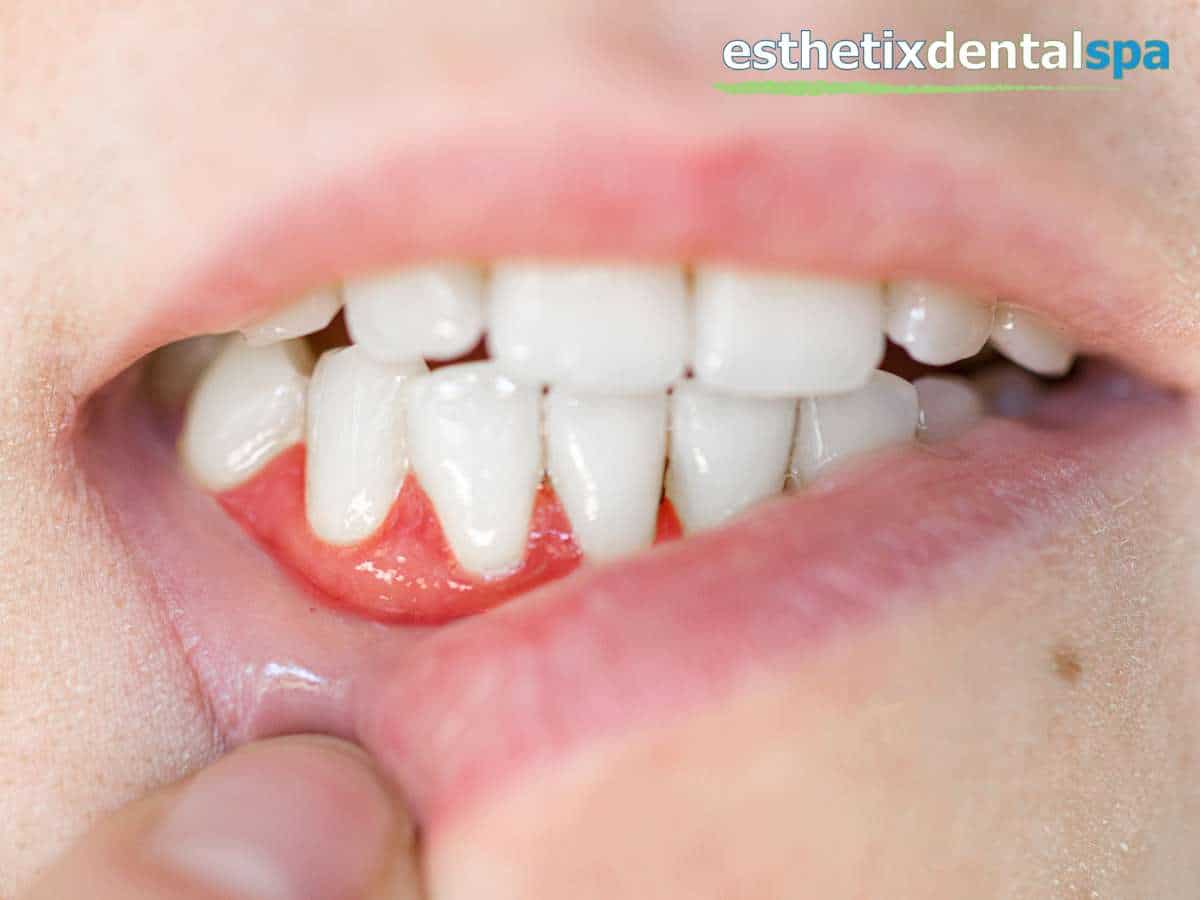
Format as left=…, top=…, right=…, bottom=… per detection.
left=242, top=263, right=1075, bottom=392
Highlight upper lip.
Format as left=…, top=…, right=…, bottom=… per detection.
left=77, top=102, right=1197, bottom=400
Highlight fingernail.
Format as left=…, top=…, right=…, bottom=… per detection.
left=153, top=738, right=398, bottom=899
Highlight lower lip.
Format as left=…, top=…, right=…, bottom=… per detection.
left=82, top=363, right=1191, bottom=831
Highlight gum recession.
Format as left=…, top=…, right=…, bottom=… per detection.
left=219, top=445, right=683, bottom=624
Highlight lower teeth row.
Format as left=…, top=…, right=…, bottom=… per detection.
left=171, top=331, right=1042, bottom=576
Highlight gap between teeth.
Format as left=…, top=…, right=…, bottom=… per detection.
left=178, top=263, right=1071, bottom=575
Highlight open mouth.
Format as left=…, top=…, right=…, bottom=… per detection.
left=73, top=122, right=1197, bottom=836
left=160, top=265, right=1073, bottom=625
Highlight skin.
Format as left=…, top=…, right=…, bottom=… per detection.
left=2, top=0, right=1198, bottom=896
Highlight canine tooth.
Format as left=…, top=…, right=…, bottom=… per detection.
left=973, top=364, right=1045, bottom=418
left=885, top=281, right=994, bottom=365
left=305, top=346, right=427, bottom=545
left=344, top=264, right=486, bottom=363
left=148, top=335, right=227, bottom=407
left=406, top=363, right=542, bottom=575
left=488, top=263, right=689, bottom=392
left=693, top=268, right=885, bottom=397
left=989, top=305, right=1074, bottom=376
left=915, top=375, right=986, bottom=443
left=180, top=337, right=313, bottom=491
left=667, top=382, right=794, bottom=532
left=545, top=389, right=668, bottom=561
left=790, top=371, right=918, bottom=484
left=242, top=288, right=341, bottom=346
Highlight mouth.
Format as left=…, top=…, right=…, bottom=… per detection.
left=73, top=117, right=1198, bottom=836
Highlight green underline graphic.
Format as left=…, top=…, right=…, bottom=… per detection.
left=714, top=80, right=1118, bottom=96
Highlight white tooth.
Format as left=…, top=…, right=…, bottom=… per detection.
left=693, top=267, right=885, bottom=397
left=973, top=364, right=1045, bottom=419
left=242, top=288, right=341, bottom=346
left=488, top=263, right=689, bottom=392
left=305, top=346, right=427, bottom=545
left=666, top=382, right=794, bottom=532
left=406, top=362, right=542, bottom=575
left=545, top=389, right=668, bottom=561
left=790, top=370, right=918, bottom=484
left=885, top=281, right=994, bottom=366
left=148, top=334, right=227, bottom=407
left=180, top=337, right=313, bottom=491
left=344, top=264, right=486, bottom=363
left=914, top=375, right=986, bottom=443
left=989, top=305, right=1074, bottom=376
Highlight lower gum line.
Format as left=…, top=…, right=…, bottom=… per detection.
left=157, top=324, right=1056, bottom=621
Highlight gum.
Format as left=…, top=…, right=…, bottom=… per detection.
left=219, top=445, right=683, bottom=624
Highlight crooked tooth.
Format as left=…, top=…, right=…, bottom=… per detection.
left=914, top=375, right=986, bottom=443
left=305, top=346, right=427, bottom=545
left=693, top=268, right=885, bottom=397
left=545, top=389, right=668, bottom=561
left=885, top=281, right=994, bottom=366
left=488, top=263, right=689, bottom=392
left=344, top=264, right=486, bottom=363
left=242, top=288, right=341, bottom=346
left=790, top=371, right=918, bottom=484
left=666, top=382, right=795, bottom=532
left=989, top=305, right=1074, bottom=376
left=406, top=363, right=542, bottom=575
left=180, top=337, right=313, bottom=491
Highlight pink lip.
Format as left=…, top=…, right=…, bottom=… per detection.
left=81, top=363, right=1196, bottom=832
left=83, top=108, right=1198, bottom=398
left=70, top=106, right=1200, bottom=838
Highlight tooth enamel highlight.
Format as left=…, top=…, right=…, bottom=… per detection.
left=915, top=375, right=986, bottom=443
left=693, top=268, right=885, bottom=397
left=790, top=371, right=918, bottom=484
left=488, top=263, right=689, bottom=392
left=242, top=288, right=342, bottom=347
left=406, top=362, right=542, bottom=575
left=344, top=264, right=486, bottom=363
left=545, top=389, right=668, bottom=561
left=885, top=281, right=994, bottom=366
left=180, top=337, right=313, bottom=491
left=989, top=305, right=1074, bottom=376
left=666, top=382, right=795, bottom=532
left=305, top=346, right=427, bottom=545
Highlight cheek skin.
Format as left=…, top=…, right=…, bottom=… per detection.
left=425, top=446, right=1200, bottom=899
left=0, top=341, right=221, bottom=895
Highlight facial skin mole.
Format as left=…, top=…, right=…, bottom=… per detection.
left=1052, top=643, right=1084, bottom=684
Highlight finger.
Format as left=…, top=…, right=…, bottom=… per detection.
left=24, top=735, right=423, bottom=900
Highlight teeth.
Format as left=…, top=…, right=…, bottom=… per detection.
left=305, top=346, right=427, bottom=545
left=242, top=288, right=341, bottom=347
left=914, top=375, right=986, bottom=443
left=180, top=337, right=313, bottom=490
left=406, top=362, right=542, bottom=575
left=973, top=364, right=1045, bottom=418
left=545, top=389, right=668, bottom=561
left=693, top=268, right=885, bottom=397
left=885, top=281, right=994, bottom=366
left=666, top=382, right=795, bottom=532
left=344, top=264, right=486, bottom=363
left=790, top=371, right=919, bottom=484
left=989, top=305, right=1074, bottom=376
left=488, top=263, right=689, bottom=392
